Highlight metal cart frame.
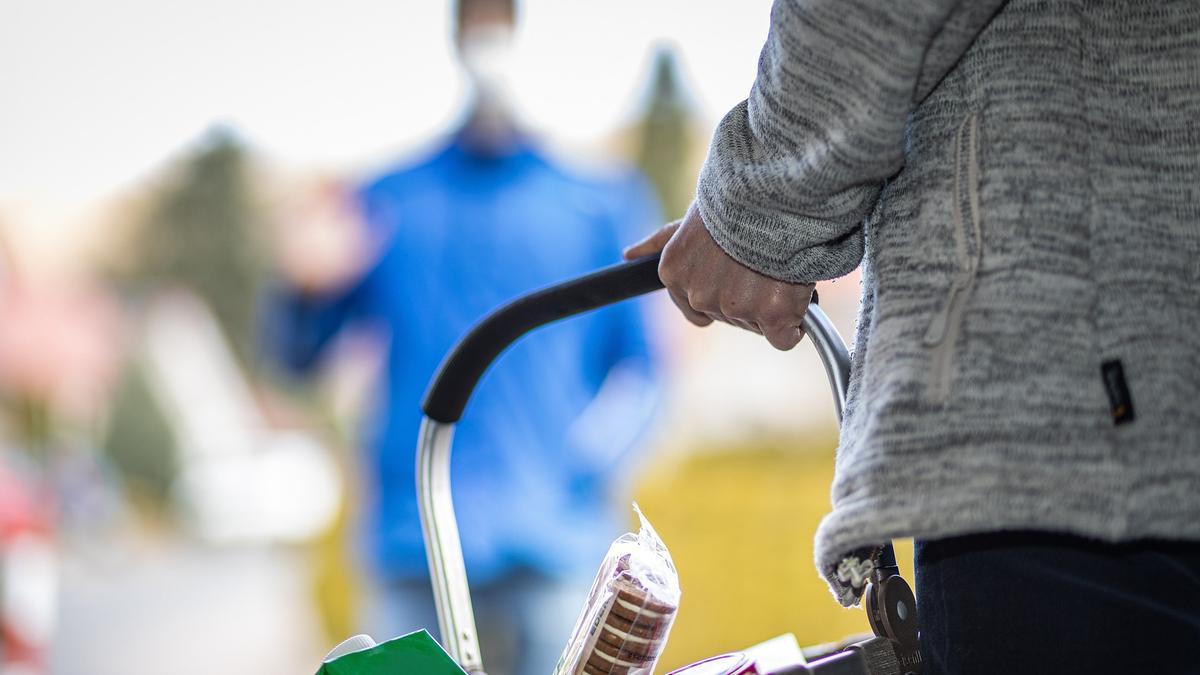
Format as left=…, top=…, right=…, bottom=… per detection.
left=416, top=255, right=919, bottom=675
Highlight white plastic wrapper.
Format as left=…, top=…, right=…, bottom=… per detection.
left=554, top=504, right=680, bottom=675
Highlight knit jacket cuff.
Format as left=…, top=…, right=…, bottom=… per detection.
left=695, top=102, right=868, bottom=284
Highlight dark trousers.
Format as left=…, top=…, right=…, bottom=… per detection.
left=915, top=532, right=1200, bottom=675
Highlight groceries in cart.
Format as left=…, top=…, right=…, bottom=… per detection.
left=554, top=504, right=680, bottom=675
left=316, top=629, right=467, bottom=674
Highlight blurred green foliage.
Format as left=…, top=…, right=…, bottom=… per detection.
left=634, top=48, right=695, bottom=223
left=102, top=128, right=268, bottom=508
left=101, top=362, right=178, bottom=508
left=129, top=128, right=268, bottom=366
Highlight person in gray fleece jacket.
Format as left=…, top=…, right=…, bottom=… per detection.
left=625, top=0, right=1200, bottom=672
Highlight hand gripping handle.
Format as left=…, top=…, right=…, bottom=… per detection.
left=417, top=254, right=853, bottom=674
left=421, top=254, right=850, bottom=423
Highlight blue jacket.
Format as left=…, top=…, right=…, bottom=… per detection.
left=267, top=136, right=660, bottom=583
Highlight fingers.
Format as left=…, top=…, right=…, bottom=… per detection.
left=667, top=288, right=713, bottom=327
left=727, top=318, right=763, bottom=335
left=744, top=284, right=806, bottom=350
left=706, top=280, right=811, bottom=348
left=623, top=221, right=681, bottom=260
left=761, top=322, right=804, bottom=351
left=647, top=204, right=816, bottom=349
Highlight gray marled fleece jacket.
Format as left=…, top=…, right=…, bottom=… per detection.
left=697, top=0, right=1200, bottom=605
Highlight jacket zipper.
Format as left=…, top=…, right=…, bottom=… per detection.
left=924, top=112, right=982, bottom=401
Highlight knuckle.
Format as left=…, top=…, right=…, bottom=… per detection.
left=719, top=296, right=752, bottom=321
left=692, top=292, right=720, bottom=314
left=657, top=262, right=680, bottom=287
left=758, top=303, right=789, bottom=325
left=766, top=289, right=803, bottom=319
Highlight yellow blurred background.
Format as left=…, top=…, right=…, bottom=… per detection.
left=637, top=443, right=915, bottom=670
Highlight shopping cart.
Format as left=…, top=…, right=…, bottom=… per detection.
left=417, top=254, right=921, bottom=675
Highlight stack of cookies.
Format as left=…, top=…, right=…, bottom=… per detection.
left=577, top=578, right=677, bottom=675
left=556, top=507, right=680, bottom=675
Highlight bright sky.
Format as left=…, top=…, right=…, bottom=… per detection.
left=1, top=0, right=775, bottom=216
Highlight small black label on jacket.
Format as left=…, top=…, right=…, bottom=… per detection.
left=1101, top=360, right=1135, bottom=426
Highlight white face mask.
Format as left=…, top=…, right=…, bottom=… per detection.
left=459, top=24, right=518, bottom=117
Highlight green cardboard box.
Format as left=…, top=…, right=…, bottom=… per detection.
left=318, top=630, right=468, bottom=675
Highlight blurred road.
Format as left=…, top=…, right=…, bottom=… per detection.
left=53, top=535, right=326, bottom=675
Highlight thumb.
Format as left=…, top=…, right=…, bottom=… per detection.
left=623, top=220, right=681, bottom=261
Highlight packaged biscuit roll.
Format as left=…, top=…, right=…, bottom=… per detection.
left=555, top=505, right=680, bottom=675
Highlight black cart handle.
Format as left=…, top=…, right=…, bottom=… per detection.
left=422, top=254, right=665, bottom=423
left=415, top=254, right=913, bottom=675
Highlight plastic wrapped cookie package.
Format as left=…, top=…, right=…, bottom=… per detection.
left=555, top=504, right=680, bottom=675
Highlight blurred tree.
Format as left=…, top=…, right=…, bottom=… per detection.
left=102, top=127, right=266, bottom=510
left=633, top=47, right=696, bottom=222
left=129, top=127, right=267, bottom=366
left=101, top=362, right=178, bottom=508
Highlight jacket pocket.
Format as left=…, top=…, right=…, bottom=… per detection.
left=923, top=112, right=982, bottom=401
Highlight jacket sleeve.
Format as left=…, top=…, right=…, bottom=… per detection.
left=262, top=281, right=361, bottom=375
left=260, top=251, right=385, bottom=376
left=696, top=0, right=1003, bottom=283
left=262, top=180, right=401, bottom=376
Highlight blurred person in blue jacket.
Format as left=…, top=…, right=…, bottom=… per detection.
left=264, top=0, right=660, bottom=672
